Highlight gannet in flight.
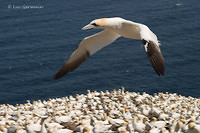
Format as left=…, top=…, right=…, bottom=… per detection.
left=54, top=17, right=164, bottom=79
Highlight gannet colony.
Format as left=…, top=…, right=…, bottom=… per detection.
left=0, top=88, right=200, bottom=133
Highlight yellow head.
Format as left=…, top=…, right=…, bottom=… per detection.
left=82, top=18, right=107, bottom=30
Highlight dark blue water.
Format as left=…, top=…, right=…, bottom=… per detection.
left=1, top=0, right=200, bottom=105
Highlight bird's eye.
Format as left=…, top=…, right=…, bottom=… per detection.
left=91, top=23, right=98, bottom=26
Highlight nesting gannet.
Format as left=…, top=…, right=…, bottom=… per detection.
left=132, top=116, right=146, bottom=132
left=54, top=17, right=165, bottom=79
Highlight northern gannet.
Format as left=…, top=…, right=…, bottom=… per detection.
left=54, top=17, right=164, bottom=79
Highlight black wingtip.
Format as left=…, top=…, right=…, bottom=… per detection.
left=155, top=65, right=165, bottom=76
left=54, top=75, right=59, bottom=80
left=159, top=63, right=165, bottom=76
left=161, top=70, right=165, bottom=76
left=153, top=61, right=165, bottom=77
left=54, top=50, right=90, bottom=80
left=54, top=71, right=67, bottom=80
left=156, top=70, right=164, bottom=77
left=144, top=40, right=165, bottom=77
left=54, top=74, right=60, bottom=80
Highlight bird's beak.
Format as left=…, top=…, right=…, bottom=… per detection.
left=82, top=24, right=95, bottom=30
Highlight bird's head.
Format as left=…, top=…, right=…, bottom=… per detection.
left=82, top=18, right=107, bottom=30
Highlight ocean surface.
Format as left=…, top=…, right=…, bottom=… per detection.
left=0, top=0, right=200, bottom=105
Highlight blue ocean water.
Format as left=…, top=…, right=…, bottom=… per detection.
left=0, top=0, right=200, bottom=105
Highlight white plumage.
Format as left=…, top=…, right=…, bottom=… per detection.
left=55, top=17, right=164, bottom=79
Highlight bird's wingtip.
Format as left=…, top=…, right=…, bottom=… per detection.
left=54, top=75, right=59, bottom=80
left=54, top=76, right=58, bottom=80
left=54, top=73, right=65, bottom=80
left=161, top=71, right=165, bottom=76
left=157, top=69, right=165, bottom=76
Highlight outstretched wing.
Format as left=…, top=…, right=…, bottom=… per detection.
left=54, top=30, right=120, bottom=79
left=143, top=40, right=165, bottom=76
